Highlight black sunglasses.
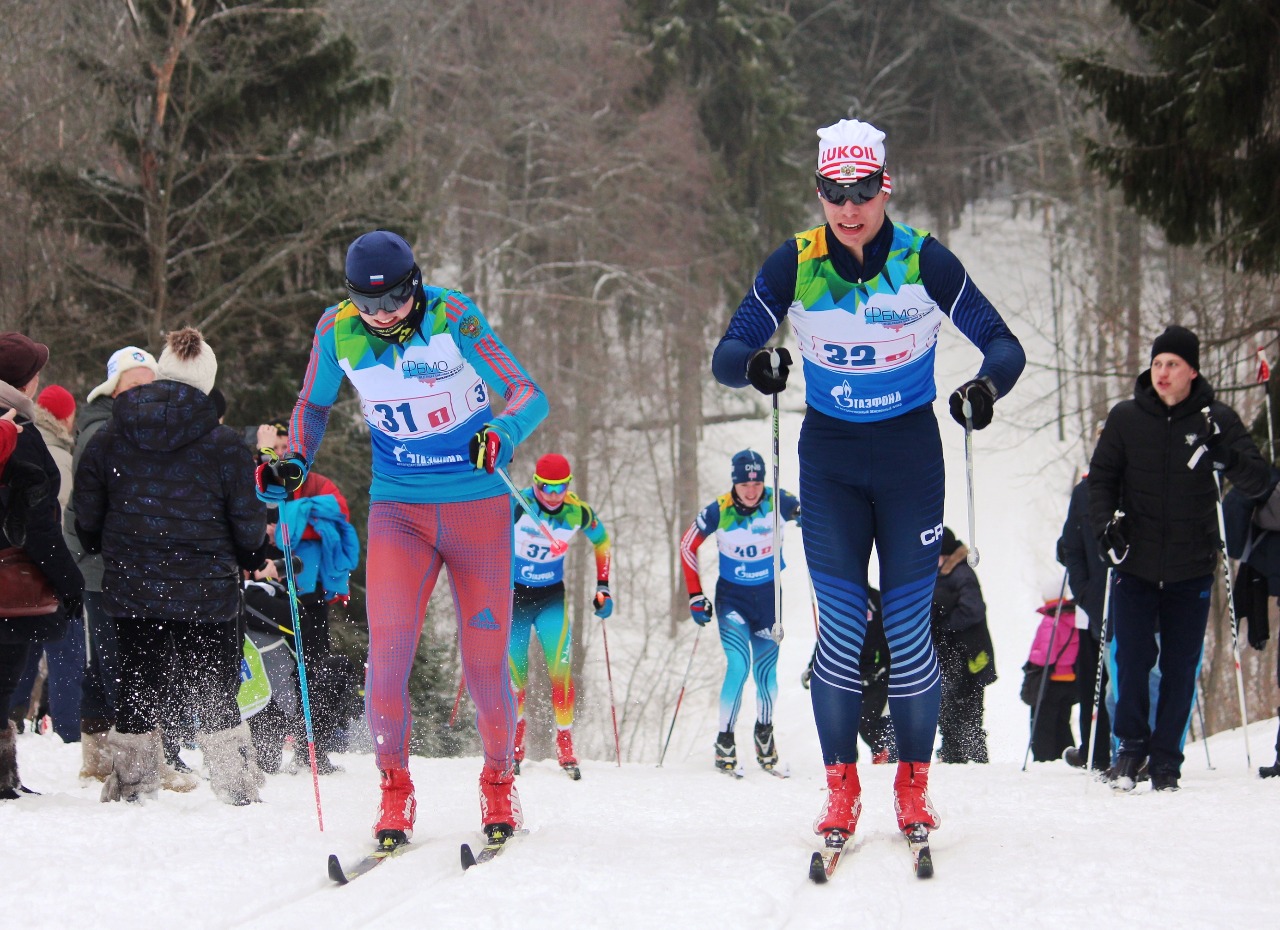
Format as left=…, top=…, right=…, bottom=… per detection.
left=345, top=266, right=420, bottom=316
left=815, top=168, right=885, bottom=206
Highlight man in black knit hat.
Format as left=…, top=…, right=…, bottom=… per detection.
left=1089, top=325, right=1268, bottom=791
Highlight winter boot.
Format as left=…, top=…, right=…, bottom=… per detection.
left=100, top=729, right=161, bottom=803
left=0, top=720, right=28, bottom=799
left=1151, top=771, right=1180, bottom=792
left=373, top=768, right=416, bottom=842
left=714, top=730, right=737, bottom=773
left=1063, top=745, right=1085, bottom=769
left=295, top=744, right=343, bottom=775
left=156, top=730, right=199, bottom=792
left=1105, top=754, right=1144, bottom=792
left=813, top=763, right=862, bottom=837
left=479, top=763, right=524, bottom=832
left=79, top=729, right=114, bottom=781
left=893, top=762, right=940, bottom=833
left=1264, top=717, right=1280, bottom=778
left=754, top=721, right=779, bottom=770
left=198, top=723, right=263, bottom=806
left=555, top=729, right=581, bottom=780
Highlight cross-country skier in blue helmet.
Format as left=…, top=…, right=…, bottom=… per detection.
left=680, top=449, right=800, bottom=775
left=261, top=228, right=547, bottom=855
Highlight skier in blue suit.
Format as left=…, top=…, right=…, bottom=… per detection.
left=713, top=118, right=1024, bottom=844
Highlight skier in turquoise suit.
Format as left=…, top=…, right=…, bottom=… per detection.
left=260, top=230, right=546, bottom=848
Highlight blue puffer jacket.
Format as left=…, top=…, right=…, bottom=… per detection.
left=74, top=380, right=267, bottom=623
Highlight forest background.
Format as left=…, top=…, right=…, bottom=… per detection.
left=2, top=0, right=1277, bottom=762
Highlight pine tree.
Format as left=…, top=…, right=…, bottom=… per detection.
left=1063, top=0, right=1280, bottom=273
left=21, top=0, right=399, bottom=406
left=628, top=0, right=805, bottom=256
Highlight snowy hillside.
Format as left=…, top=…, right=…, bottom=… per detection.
left=4, top=203, right=1278, bottom=928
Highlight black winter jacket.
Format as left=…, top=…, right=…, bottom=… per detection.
left=0, top=386, right=84, bottom=644
left=1057, top=477, right=1107, bottom=638
left=74, top=380, right=267, bottom=623
left=1088, top=370, right=1269, bottom=585
left=931, top=545, right=985, bottom=633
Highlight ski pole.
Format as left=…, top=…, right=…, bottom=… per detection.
left=770, top=356, right=784, bottom=644
left=279, top=521, right=325, bottom=831
left=448, top=673, right=466, bottom=727
left=1023, top=568, right=1069, bottom=771
left=494, top=466, right=568, bottom=555
left=1085, top=567, right=1114, bottom=777
left=1193, top=674, right=1214, bottom=770
left=600, top=619, right=622, bottom=766
left=1211, top=468, right=1253, bottom=768
left=658, top=627, right=702, bottom=767
left=1258, top=347, right=1274, bottom=462
left=962, top=398, right=980, bottom=566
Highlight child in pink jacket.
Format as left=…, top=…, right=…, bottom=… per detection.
left=1024, top=595, right=1079, bottom=762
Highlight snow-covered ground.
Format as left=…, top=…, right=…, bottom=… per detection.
left=4, top=204, right=1277, bottom=928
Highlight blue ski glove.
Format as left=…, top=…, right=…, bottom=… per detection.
left=689, top=594, right=714, bottom=626
left=255, top=455, right=307, bottom=504
left=592, top=583, right=613, bottom=620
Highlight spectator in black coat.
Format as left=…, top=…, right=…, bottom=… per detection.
left=1057, top=473, right=1112, bottom=770
left=75, top=328, right=268, bottom=805
left=930, top=528, right=996, bottom=763
left=0, top=332, right=85, bottom=798
left=1089, top=325, right=1269, bottom=791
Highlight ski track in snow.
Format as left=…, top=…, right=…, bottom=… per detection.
left=3, top=206, right=1276, bottom=928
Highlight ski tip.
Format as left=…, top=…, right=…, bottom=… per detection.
left=916, top=849, right=934, bottom=879
left=327, top=854, right=349, bottom=885
left=808, top=851, right=828, bottom=884
left=461, top=843, right=477, bottom=871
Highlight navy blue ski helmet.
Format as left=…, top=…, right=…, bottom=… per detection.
left=731, top=449, right=765, bottom=485
left=344, top=230, right=419, bottom=315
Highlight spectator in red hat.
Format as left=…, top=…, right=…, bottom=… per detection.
left=36, top=386, right=76, bottom=510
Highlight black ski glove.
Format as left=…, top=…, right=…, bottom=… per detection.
left=745, top=347, right=792, bottom=395
left=948, top=377, right=996, bottom=430
left=1100, top=512, right=1128, bottom=566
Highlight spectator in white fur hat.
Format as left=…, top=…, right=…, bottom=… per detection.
left=156, top=328, right=217, bottom=394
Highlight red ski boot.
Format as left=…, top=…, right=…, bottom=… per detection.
left=813, top=763, right=862, bottom=837
left=555, top=729, right=582, bottom=780
left=373, top=767, right=416, bottom=842
left=893, top=761, right=940, bottom=833
left=479, top=763, right=524, bottom=831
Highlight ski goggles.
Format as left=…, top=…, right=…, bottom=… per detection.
left=345, top=266, right=419, bottom=316
left=536, top=480, right=570, bottom=495
left=815, top=168, right=885, bottom=206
